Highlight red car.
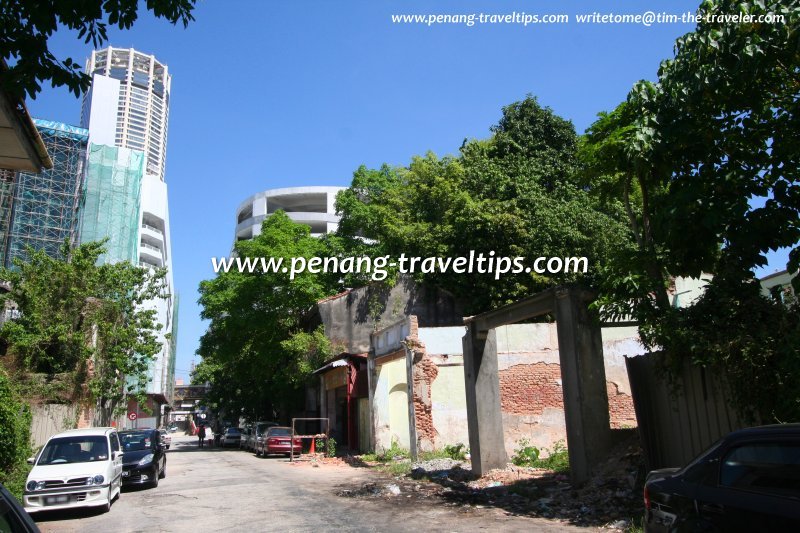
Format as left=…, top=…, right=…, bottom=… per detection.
left=257, top=427, right=302, bottom=457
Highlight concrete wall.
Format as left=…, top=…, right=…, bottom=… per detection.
left=373, top=352, right=410, bottom=450
left=419, top=326, right=469, bottom=449
left=318, top=277, right=462, bottom=354
left=493, top=323, right=640, bottom=458
left=429, top=355, right=470, bottom=447
left=370, top=316, right=641, bottom=456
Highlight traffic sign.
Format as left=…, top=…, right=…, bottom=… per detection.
left=127, top=412, right=137, bottom=421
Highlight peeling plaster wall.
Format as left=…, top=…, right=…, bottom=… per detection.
left=494, top=323, right=641, bottom=457
left=372, top=320, right=641, bottom=456
left=429, top=355, right=469, bottom=448
left=318, top=278, right=462, bottom=354
left=373, top=352, right=410, bottom=450
left=419, top=326, right=469, bottom=449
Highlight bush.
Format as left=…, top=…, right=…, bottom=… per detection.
left=536, top=440, right=570, bottom=473
left=511, top=439, right=570, bottom=473
left=0, top=370, right=32, bottom=500
left=511, top=438, right=540, bottom=466
left=444, top=443, right=467, bottom=460
left=326, top=437, right=336, bottom=458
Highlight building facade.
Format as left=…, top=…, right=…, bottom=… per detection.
left=80, top=47, right=177, bottom=420
left=82, top=47, right=171, bottom=181
left=235, top=186, right=345, bottom=241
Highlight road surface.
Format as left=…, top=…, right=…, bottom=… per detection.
left=34, top=434, right=588, bottom=532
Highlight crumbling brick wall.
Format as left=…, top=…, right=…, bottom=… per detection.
left=499, top=363, right=563, bottom=415
left=607, top=382, right=637, bottom=428
left=412, top=352, right=439, bottom=451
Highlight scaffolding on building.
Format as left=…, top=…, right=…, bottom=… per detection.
left=4, top=120, right=88, bottom=268
left=80, top=144, right=144, bottom=264
left=166, top=293, right=179, bottom=404
left=0, top=169, right=16, bottom=266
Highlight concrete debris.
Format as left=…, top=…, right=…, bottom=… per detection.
left=386, top=484, right=401, bottom=496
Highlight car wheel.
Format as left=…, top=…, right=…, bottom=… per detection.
left=159, top=461, right=166, bottom=479
left=151, top=467, right=160, bottom=488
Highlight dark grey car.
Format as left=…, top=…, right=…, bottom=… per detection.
left=644, top=424, right=800, bottom=532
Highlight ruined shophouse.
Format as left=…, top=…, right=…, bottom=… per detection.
left=306, top=277, right=646, bottom=457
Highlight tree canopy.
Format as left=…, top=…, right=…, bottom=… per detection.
left=336, top=96, right=633, bottom=314
left=0, top=241, right=167, bottom=423
left=582, top=0, right=800, bottom=422
left=195, top=212, right=341, bottom=421
left=0, top=0, right=197, bottom=100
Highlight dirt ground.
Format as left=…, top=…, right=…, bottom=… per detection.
left=329, top=429, right=645, bottom=531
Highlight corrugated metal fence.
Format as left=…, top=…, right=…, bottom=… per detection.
left=626, top=352, right=748, bottom=471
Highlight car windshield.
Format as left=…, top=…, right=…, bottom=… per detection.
left=38, top=436, right=109, bottom=465
left=256, top=423, right=273, bottom=435
left=120, top=432, right=155, bottom=451
left=226, top=428, right=241, bottom=435
left=268, top=428, right=291, bottom=437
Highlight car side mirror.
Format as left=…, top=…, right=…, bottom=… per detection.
left=27, top=456, right=35, bottom=465
left=113, top=451, right=124, bottom=459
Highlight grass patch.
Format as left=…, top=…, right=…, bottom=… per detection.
left=625, top=514, right=645, bottom=533
left=511, top=439, right=570, bottom=474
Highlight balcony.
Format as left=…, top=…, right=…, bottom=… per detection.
left=139, top=242, right=163, bottom=266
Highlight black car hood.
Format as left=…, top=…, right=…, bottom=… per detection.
left=122, top=449, right=155, bottom=466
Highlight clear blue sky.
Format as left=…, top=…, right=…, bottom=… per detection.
left=28, top=0, right=788, bottom=382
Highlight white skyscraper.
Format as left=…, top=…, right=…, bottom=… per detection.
left=82, top=47, right=171, bottom=180
left=80, top=47, right=177, bottom=425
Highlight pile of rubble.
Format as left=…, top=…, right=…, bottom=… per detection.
left=339, top=432, right=645, bottom=530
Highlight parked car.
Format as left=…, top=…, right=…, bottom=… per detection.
left=23, top=427, right=123, bottom=514
left=256, top=427, right=302, bottom=457
left=167, top=424, right=178, bottom=433
left=221, top=427, right=243, bottom=448
left=251, top=421, right=279, bottom=455
left=644, top=424, right=800, bottom=532
left=158, top=429, right=171, bottom=450
left=239, top=426, right=252, bottom=450
left=119, top=429, right=167, bottom=489
left=1, top=482, right=41, bottom=532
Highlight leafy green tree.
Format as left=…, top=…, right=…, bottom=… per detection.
left=0, top=369, right=32, bottom=501
left=0, top=241, right=166, bottom=423
left=336, top=96, right=632, bottom=313
left=1, top=0, right=197, bottom=99
left=196, top=212, right=340, bottom=421
left=582, top=0, right=800, bottom=422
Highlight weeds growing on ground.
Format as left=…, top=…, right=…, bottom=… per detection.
left=511, top=439, right=570, bottom=473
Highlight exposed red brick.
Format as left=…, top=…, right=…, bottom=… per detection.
left=607, top=382, right=637, bottom=429
left=499, top=362, right=638, bottom=429
left=499, top=363, right=563, bottom=416
left=412, top=354, right=439, bottom=446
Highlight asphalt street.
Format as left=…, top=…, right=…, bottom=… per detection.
left=33, top=434, right=587, bottom=533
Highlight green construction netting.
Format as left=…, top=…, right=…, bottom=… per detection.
left=80, top=144, right=143, bottom=264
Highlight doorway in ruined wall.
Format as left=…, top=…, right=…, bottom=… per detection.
left=462, top=286, right=613, bottom=485
left=493, top=323, right=571, bottom=465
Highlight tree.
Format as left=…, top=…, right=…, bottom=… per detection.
left=0, top=0, right=197, bottom=100
left=0, top=241, right=167, bottom=423
left=582, top=0, right=800, bottom=422
left=335, top=96, right=633, bottom=313
left=196, top=212, right=340, bottom=421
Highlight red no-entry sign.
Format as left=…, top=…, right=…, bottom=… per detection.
left=128, top=412, right=137, bottom=421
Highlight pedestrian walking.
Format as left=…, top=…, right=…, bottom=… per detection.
left=198, top=424, right=207, bottom=448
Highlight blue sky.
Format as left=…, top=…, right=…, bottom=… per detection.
left=28, top=0, right=788, bottom=382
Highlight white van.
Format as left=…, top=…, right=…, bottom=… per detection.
left=23, top=427, right=123, bottom=514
